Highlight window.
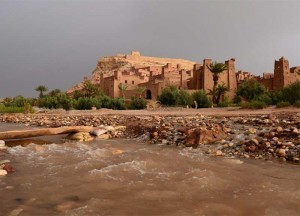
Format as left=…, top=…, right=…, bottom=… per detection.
left=132, top=80, right=134, bottom=84
left=125, top=80, right=127, bottom=84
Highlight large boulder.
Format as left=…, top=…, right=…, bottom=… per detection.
left=66, top=132, right=94, bottom=142
left=184, top=124, right=227, bottom=148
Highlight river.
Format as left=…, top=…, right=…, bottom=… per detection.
left=0, top=124, right=299, bottom=216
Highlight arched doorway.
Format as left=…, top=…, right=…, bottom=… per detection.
left=146, top=89, right=152, bottom=99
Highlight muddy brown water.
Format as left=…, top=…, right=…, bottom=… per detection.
left=0, top=124, right=299, bottom=216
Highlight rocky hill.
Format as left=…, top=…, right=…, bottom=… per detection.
left=68, top=51, right=196, bottom=93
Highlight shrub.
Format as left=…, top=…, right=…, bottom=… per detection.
left=240, top=101, right=267, bottom=109
left=110, top=98, right=126, bottom=110
left=99, top=96, right=112, bottom=108
left=128, top=97, right=147, bottom=110
left=293, top=100, right=300, bottom=108
left=271, top=82, right=300, bottom=105
left=276, top=101, right=291, bottom=108
left=177, top=90, right=193, bottom=107
left=0, top=104, right=24, bottom=113
left=37, top=93, right=75, bottom=110
left=280, top=81, right=300, bottom=104
left=217, top=97, right=230, bottom=107
left=3, top=96, right=35, bottom=107
left=192, top=90, right=212, bottom=108
left=236, top=80, right=267, bottom=102
left=254, top=93, right=273, bottom=105
left=75, top=97, right=100, bottom=110
left=157, top=86, right=179, bottom=106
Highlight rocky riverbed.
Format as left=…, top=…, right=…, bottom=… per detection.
left=1, top=110, right=299, bottom=164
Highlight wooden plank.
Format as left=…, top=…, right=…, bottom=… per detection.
left=0, top=126, right=93, bottom=140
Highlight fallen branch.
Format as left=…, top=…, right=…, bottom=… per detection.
left=0, top=126, right=93, bottom=140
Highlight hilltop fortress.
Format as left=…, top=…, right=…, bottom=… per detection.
left=68, top=52, right=300, bottom=100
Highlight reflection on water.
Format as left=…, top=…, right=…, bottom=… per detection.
left=0, top=138, right=299, bottom=216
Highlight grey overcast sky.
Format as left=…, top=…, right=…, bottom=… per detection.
left=0, top=0, right=299, bottom=97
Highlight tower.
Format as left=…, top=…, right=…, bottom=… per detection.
left=273, top=57, right=289, bottom=90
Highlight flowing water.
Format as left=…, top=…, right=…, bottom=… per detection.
left=0, top=125, right=299, bottom=216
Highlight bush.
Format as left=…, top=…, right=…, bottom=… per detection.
left=128, top=97, right=147, bottom=110
left=157, top=86, right=179, bottom=106
left=217, top=97, right=230, bottom=107
left=157, top=86, right=192, bottom=107
left=3, top=96, right=35, bottom=107
left=37, top=93, right=75, bottom=110
left=177, top=90, right=193, bottom=107
left=192, top=90, right=212, bottom=108
left=75, top=97, right=100, bottom=110
left=236, top=80, right=268, bottom=102
left=293, top=100, right=300, bottom=108
left=240, top=101, right=267, bottom=109
left=254, top=93, right=273, bottom=105
left=110, top=98, right=126, bottom=110
left=276, top=101, right=291, bottom=108
left=0, top=104, right=24, bottom=113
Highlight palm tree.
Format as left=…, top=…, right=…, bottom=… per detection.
left=35, top=85, right=48, bottom=98
left=215, top=83, right=229, bottom=104
left=135, top=87, right=146, bottom=98
left=118, top=83, right=128, bottom=99
left=206, top=62, right=228, bottom=104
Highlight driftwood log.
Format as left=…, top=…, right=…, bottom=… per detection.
left=0, top=126, right=93, bottom=140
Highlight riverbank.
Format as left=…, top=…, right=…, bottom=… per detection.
left=1, top=107, right=299, bottom=163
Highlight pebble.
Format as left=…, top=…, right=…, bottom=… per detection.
left=0, top=169, right=8, bottom=176
left=278, top=149, right=286, bottom=157
left=215, top=150, right=223, bottom=156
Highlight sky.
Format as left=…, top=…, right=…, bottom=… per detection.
left=0, top=0, right=299, bottom=97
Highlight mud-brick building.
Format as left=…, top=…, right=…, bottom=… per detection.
left=255, top=57, right=300, bottom=90
left=189, top=58, right=237, bottom=100
left=139, top=63, right=193, bottom=100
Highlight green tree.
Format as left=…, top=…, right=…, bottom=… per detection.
left=118, top=83, right=128, bottom=99
left=215, top=83, right=229, bottom=104
left=235, top=80, right=267, bottom=102
left=48, top=89, right=62, bottom=97
left=35, top=85, right=48, bottom=98
left=206, top=62, right=228, bottom=104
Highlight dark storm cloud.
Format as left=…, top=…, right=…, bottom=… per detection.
left=0, top=0, right=299, bottom=97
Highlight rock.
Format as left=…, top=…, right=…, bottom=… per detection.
left=244, top=154, right=250, bottom=158
left=162, top=139, right=168, bottom=145
left=276, top=126, right=283, bottom=133
left=248, top=128, right=257, bottom=134
left=250, top=138, right=259, bottom=145
left=3, top=164, right=15, bottom=173
left=8, top=208, right=23, bottom=216
left=98, top=134, right=111, bottom=140
left=114, top=125, right=126, bottom=130
left=56, top=201, right=78, bottom=212
left=34, top=145, right=45, bottom=152
left=0, top=140, right=5, bottom=146
left=90, top=129, right=107, bottom=137
left=110, top=148, right=124, bottom=155
left=228, top=143, right=234, bottom=147
left=293, top=157, right=299, bottom=163
left=185, top=124, right=227, bottom=148
left=0, top=169, right=8, bottom=176
left=0, top=140, right=7, bottom=150
left=152, top=132, right=158, bottom=138
left=0, top=159, right=10, bottom=164
left=66, top=132, right=94, bottom=142
left=247, top=145, right=256, bottom=152
left=104, top=126, right=115, bottom=131
left=278, top=149, right=286, bottom=157
left=215, top=150, right=223, bottom=156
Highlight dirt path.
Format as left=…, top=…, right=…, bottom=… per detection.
left=33, top=106, right=300, bottom=117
